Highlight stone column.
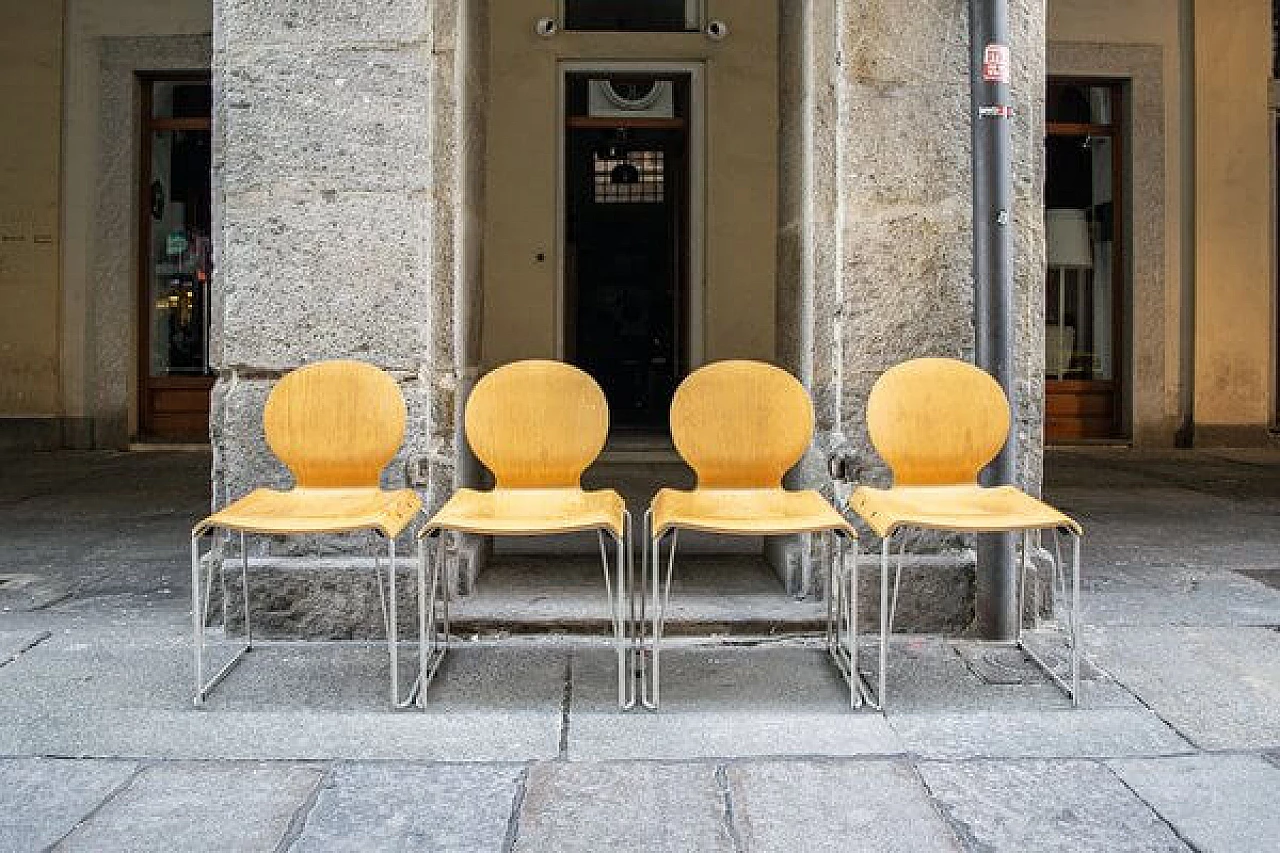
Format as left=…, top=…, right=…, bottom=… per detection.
left=209, top=0, right=446, bottom=636
left=777, top=0, right=1046, bottom=628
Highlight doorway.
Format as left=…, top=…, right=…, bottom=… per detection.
left=1044, top=79, right=1128, bottom=441
left=562, top=70, right=694, bottom=432
left=136, top=75, right=214, bottom=442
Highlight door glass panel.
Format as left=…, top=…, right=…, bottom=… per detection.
left=1047, top=82, right=1114, bottom=126
left=1045, top=132, right=1115, bottom=382
left=151, top=81, right=212, bottom=119
left=564, top=0, right=701, bottom=32
left=147, top=127, right=212, bottom=377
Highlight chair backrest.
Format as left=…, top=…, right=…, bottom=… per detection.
left=670, top=360, right=813, bottom=489
left=465, top=360, right=608, bottom=489
left=264, top=360, right=407, bottom=489
left=866, top=357, right=1010, bottom=486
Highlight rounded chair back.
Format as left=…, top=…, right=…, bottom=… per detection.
left=465, top=360, right=609, bottom=489
left=670, top=360, right=814, bottom=489
left=866, top=357, right=1010, bottom=486
left=264, top=360, right=407, bottom=489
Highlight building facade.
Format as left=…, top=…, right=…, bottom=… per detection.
left=1, top=1, right=1276, bottom=626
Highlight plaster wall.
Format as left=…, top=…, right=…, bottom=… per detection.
left=1049, top=0, right=1278, bottom=445
left=481, top=0, right=778, bottom=369
left=60, top=0, right=213, bottom=447
left=1193, top=0, right=1275, bottom=442
left=0, top=2, right=63, bottom=438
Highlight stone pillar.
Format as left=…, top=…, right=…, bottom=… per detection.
left=210, top=1, right=451, bottom=635
left=777, top=0, right=1046, bottom=626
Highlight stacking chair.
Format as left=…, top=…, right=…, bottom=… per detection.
left=643, top=360, right=856, bottom=708
left=844, top=357, right=1083, bottom=709
left=418, top=360, right=634, bottom=708
left=190, top=360, right=437, bottom=709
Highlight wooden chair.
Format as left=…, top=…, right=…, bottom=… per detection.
left=190, top=360, right=437, bottom=709
left=846, top=357, right=1083, bottom=709
left=418, top=360, right=634, bottom=708
left=643, top=360, right=855, bottom=709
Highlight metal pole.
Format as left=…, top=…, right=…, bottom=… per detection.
left=970, top=0, right=1018, bottom=640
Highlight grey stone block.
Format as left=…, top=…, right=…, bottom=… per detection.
left=1109, top=754, right=1280, bottom=853
left=1087, top=627, right=1280, bottom=750
left=888, top=709, right=1192, bottom=759
left=57, top=762, right=321, bottom=852
left=917, top=759, right=1191, bottom=852
left=570, top=648, right=902, bottom=759
left=728, top=760, right=962, bottom=852
left=217, top=189, right=431, bottom=369
left=513, top=762, right=733, bottom=853
left=215, top=0, right=431, bottom=50
left=0, top=758, right=139, bottom=852
left=291, top=762, right=522, bottom=852
left=859, top=637, right=1136, bottom=713
left=0, top=707, right=561, bottom=762
left=220, top=45, right=431, bottom=192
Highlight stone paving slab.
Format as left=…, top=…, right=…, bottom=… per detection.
left=863, top=637, right=1136, bottom=712
left=0, top=637, right=568, bottom=714
left=0, top=708, right=561, bottom=762
left=1083, top=567, right=1280, bottom=627
left=887, top=709, right=1192, bottom=760
left=917, top=759, right=1192, bottom=852
left=0, top=629, right=48, bottom=664
left=0, top=758, right=138, bottom=851
left=570, top=711, right=902, bottom=761
left=513, top=761, right=733, bottom=852
left=727, top=760, right=962, bottom=852
left=290, top=762, right=523, bottom=852
left=1088, top=626, right=1280, bottom=750
left=569, top=646, right=903, bottom=760
left=56, top=762, right=322, bottom=853
left=1109, top=754, right=1280, bottom=853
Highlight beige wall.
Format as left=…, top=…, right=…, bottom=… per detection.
left=60, top=0, right=211, bottom=441
left=1193, top=0, right=1275, bottom=439
left=0, top=1, right=64, bottom=415
left=482, top=0, right=778, bottom=369
left=1048, top=0, right=1188, bottom=443
left=1049, top=0, right=1277, bottom=443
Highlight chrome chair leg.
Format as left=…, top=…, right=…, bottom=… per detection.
left=412, top=531, right=451, bottom=708
left=597, top=521, right=632, bottom=710
left=1014, top=526, right=1083, bottom=707
left=642, top=528, right=678, bottom=710
left=191, top=528, right=251, bottom=707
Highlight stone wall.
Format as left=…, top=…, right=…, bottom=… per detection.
left=210, top=0, right=1046, bottom=635
left=210, top=0, right=442, bottom=518
left=777, top=0, right=1047, bottom=613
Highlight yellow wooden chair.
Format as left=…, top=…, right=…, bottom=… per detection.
left=418, top=360, right=634, bottom=708
left=846, top=357, right=1083, bottom=710
left=190, top=359, right=438, bottom=709
left=643, top=360, right=856, bottom=708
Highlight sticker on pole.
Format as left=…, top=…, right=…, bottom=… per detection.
left=982, top=44, right=1010, bottom=83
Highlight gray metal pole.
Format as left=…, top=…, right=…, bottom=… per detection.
left=970, top=0, right=1019, bottom=640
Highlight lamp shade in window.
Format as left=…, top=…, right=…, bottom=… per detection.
left=1045, top=208, right=1093, bottom=268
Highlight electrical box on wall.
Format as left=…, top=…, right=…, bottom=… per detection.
left=587, top=79, right=675, bottom=118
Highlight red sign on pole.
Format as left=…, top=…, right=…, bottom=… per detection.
left=982, top=44, right=1010, bottom=84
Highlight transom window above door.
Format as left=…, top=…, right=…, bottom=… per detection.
left=562, top=0, right=703, bottom=32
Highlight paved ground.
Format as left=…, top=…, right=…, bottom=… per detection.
left=1, top=447, right=1279, bottom=851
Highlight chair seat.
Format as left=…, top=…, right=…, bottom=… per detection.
left=196, top=487, right=422, bottom=538
left=651, top=488, right=854, bottom=538
left=849, top=484, right=1081, bottom=538
left=425, top=488, right=626, bottom=538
